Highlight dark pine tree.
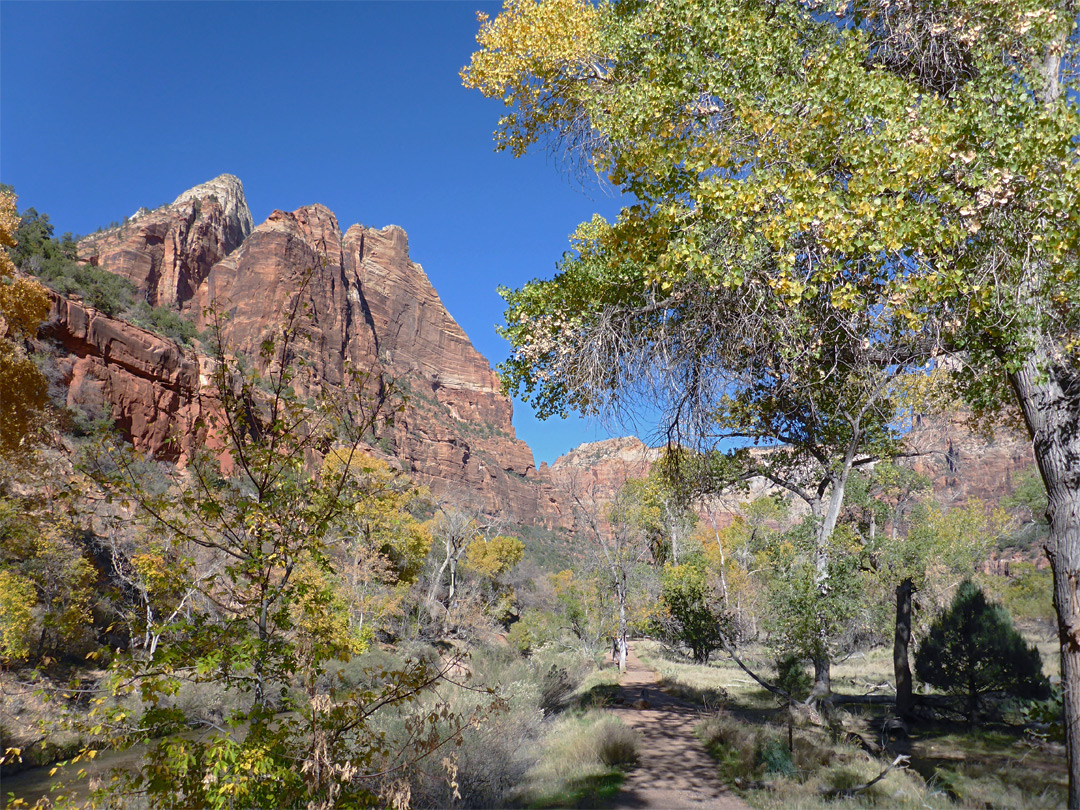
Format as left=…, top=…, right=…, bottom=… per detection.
left=915, top=580, right=1049, bottom=724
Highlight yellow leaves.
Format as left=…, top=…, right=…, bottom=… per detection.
left=0, top=569, right=35, bottom=663
left=462, top=0, right=609, bottom=96
left=0, top=191, right=18, bottom=256
left=0, top=192, right=50, bottom=338
left=463, top=535, right=524, bottom=579
left=0, top=343, right=48, bottom=454
left=0, top=195, right=51, bottom=455
left=462, top=0, right=618, bottom=156
left=0, top=276, right=51, bottom=340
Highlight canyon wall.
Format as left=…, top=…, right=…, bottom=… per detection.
left=65, top=176, right=558, bottom=522
left=52, top=175, right=1034, bottom=535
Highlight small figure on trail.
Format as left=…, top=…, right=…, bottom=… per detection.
left=611, top=636, right=619, bottom=664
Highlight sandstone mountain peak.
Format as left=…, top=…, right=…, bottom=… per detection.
left=79, top=174, right=254, bottom=308
left=59, top=178, right=1032, bottom=532
left=68, top=182, right=559, bottom=523
left=171, top=173, right=254, bottom=241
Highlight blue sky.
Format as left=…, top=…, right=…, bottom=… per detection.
left=0, top=0, right=647, bottom=465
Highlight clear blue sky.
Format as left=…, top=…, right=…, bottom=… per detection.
left=0, top=0, right=648, bottom=465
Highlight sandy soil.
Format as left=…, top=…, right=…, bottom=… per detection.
left=605, top=644, right=751, bottom=809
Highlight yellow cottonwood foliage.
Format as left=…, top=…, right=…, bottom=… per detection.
left=462, top=0, right=612, bottom=158
left=463, top=534, right=524, bottom=579
left=0, top=568, right=35, bottom=663
left=323, top=449, right=432, bottom=581
left=0, top=191, right=51, bottom=453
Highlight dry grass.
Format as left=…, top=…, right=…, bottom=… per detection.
left=697, top=710, right=1065, bottom=810
left=638, top=638, right=1065, bottom=810
left=514, top=711, right=637, bottom=808
left=636, top=639, right=776, bottom=709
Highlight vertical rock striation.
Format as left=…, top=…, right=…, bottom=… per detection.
left=52, top=175, right=1035, bottom=532
left=78, top=174, right=252, bottom=308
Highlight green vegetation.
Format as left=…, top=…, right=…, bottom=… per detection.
left=654, top=558, right=728, bottom=664
left=1, top=1, right=1075, bottom=802
left=7, top=196, right=200, bottom=343
left=519, top=712, right=636, bottom=808
left=466, top=0, right=1080, bottom=800
left=916, top=581, right=1049, bottom=723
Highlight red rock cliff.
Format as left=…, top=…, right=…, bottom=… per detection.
left=65, top=178, right=555, bottom=523
left=78, top=175, right=252, bottom=308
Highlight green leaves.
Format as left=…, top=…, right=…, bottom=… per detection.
left=471, top=0, right=1078, bottom=425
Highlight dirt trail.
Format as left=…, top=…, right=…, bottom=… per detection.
left=605, top=644, right=750, bottom=809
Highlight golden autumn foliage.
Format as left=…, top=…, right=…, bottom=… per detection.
left=0, top=568, right=35, bottom=662
left=0, top=190, right=51, bottom=454
left=464, top=534, right=525, bottom=579
left=461, top=0, right=612, bottom=158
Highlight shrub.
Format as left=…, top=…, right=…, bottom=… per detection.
left=128, top=301, right=199, bottom=345
left=998, top=563, right=1055, bottom=624
left=656, top=561, right=728, bottom=664
left=775, top=653, right=811, bottom=701
left=755, top=737, right=796, bottom=777
left=915, top=580, right=1049, bottom=723
left=593, top=716, right=639, bottom=767
left=538, top=663, right=575, bottom=715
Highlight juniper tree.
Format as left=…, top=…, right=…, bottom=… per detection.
left=916, top=580, right=1049, bottom=725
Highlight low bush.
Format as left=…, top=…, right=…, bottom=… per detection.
left=755, top=737, right=796, bottom=777
left=128, top=301, right=199, bottom=345
left=775, top=653, right=812, bottom=701
left=517, top=711, right=636, bottom=808
left=593, top=716, right=639, bottom=767
left=538, top=662, right=576, bottom=715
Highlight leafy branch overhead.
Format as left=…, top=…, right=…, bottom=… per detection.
left=468, top=0, right=1077, bottom=427
left=467, top=0, right=1079, bottom=799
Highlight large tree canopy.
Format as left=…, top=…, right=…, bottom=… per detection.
left=465, top=0, right=1077, bottom=422
left=465, top=0, right=1079, bottom=799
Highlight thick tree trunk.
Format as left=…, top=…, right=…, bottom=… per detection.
left=894, top=578, right=914, bottom=718
left=1010, top=347, right=1080, bottom=808
left=812, top=655, right=831, bottom=696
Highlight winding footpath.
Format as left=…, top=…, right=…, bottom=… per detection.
left=605, top=644, right=751, bottom=809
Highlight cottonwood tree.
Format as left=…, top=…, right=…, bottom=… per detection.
left=323, top=450, right=432, bottom=647
left=466, top=0, right=1079, bottom=796
left=0, top=189, right=50, bottom=454
left=549, top=566, right=613, bottom=658
left=425, top=506, right=483, bottom=617
left=655, top=558, right=729, bottom=664
left=568, top=475, right=653, bottom=672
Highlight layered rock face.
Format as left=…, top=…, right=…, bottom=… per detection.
left=545, top=413, right=1036, bottom=531
left=49, top=174, right=1034, bottom=531
left=903, top=412, right=1034, bottom=508
left=547, top=437, right=656, bottom=503
left=78, top=175, right=252, bottom=308
left=60, top=177, right=553, bottom=522
left=45, top=295, right=212, bottom=462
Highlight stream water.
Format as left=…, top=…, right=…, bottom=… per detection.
left=1, top=743, right=147, bottom=807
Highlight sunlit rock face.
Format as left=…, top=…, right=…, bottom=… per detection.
left=63, top=176, right=559, bottom=524
left=56, top=175, right=1034, bottom=535
left=45, top=293, right=214, bottom=463
left=78, top=174, right=252, bottom=308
